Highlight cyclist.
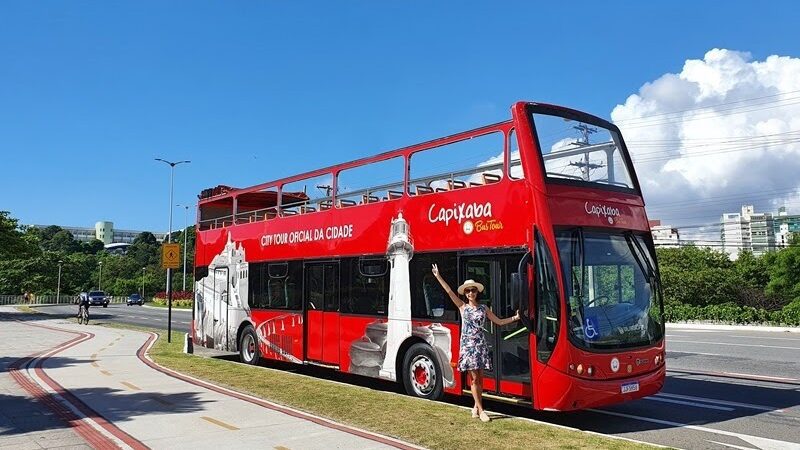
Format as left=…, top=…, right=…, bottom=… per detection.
left=77, top=293, right=90, bottom=323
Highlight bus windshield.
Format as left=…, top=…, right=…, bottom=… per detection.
left=530, top=108, right=635, bottom=190
left=556, top=230, right=664, bottom=350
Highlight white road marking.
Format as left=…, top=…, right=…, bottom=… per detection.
left=656, top=393, right=784, bottom=412
left=730, top=335, right=800, bottom=342
left=668, top=340, right=800, bottom=351
left=706, top=440, right=760, bottom=450
left=644, top=396, right=733, bottom=411
left=667, top=351, right=725, bottom=357
left=724, top=372, right=798, bottom=382
left=667, top=330, right=720, bottom=333
left=589, top=408, right=800, bottom=450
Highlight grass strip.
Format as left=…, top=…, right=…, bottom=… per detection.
left=142, top=331, right=655, bottom=450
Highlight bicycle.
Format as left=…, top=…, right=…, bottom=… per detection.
left=78, top=304, right=89, bottom=325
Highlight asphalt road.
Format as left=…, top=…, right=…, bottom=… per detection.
left=499, top=326, right=800, bottom=450
left=35, top=303, right=192, bottom=334
left=30, top=306, right=800, bottom=449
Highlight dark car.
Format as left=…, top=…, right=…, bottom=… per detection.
left=88, top=290, right=109, bottom=307
left=127, top=293, right=144, bottom=306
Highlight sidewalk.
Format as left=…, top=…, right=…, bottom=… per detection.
left=0, top=306, right=416, bottom=449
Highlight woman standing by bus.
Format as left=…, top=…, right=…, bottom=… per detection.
left=431, top=264, right=520, bottom=422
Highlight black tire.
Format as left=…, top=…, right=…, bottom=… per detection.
left=239, top=325, right=261, bottom=365
left=401, top=343, right=444, bottom=400
left=103, top=304, right=108, bottom=308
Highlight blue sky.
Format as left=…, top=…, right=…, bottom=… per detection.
left=2, top=1, right=799, bottom=233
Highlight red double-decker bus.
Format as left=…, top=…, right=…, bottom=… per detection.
left=192, top=101, right=665, bottom=411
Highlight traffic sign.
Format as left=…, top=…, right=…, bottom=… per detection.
left=161, top=243, right=181, bottom=269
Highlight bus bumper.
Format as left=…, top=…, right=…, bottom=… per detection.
left=537, top=365, right=665, bottom=411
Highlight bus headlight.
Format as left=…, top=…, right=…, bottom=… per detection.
left=576, top=364, right=584, bottom=375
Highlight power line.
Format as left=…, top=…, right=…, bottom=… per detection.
left=613, top=89, right=800, bottom=124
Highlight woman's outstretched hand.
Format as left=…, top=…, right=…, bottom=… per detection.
left=432, top=263, right=440, bottom=278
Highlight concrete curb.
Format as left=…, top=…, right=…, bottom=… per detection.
left=667, top=322, right=800, bottom=333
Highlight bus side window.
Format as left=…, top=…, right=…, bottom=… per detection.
left=341, top=258, right=389, bottom=316
left=409, top=252, right=458, bottom=322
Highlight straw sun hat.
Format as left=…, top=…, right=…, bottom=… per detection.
left=457, top=279, right=485, bottom=295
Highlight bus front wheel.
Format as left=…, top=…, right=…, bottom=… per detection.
left=402, top=343, right=444, bottom=400
left=239, top=325, right=261, bottom=365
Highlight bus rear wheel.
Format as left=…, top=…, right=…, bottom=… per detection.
left=402, top=343, right=443, bottom=400
left=239, top=325, right=261, bottom=365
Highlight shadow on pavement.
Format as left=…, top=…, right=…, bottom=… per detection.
left=0, top=385, right=212, bottom=437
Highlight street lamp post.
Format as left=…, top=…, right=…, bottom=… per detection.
left=156, top=158, right=191, bottom=343
left=98, top=261, right=103, bottom=291
left=142, top=267, right=146, bottom=298
left=56, top=260, right=63, bottom=303
left=176, top=204, right=190, bottom=291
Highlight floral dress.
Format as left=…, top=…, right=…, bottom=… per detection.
left=458, top=304, right=492, bottom=371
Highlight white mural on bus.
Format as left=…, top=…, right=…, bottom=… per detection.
left=194, top=234, right=250, bottom=351
left=348, top=213, right=454, bottom=388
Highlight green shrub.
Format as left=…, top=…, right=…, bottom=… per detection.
left=665, top=300, right=800, bottom=326
left=152, top=296, right=193, bottom=308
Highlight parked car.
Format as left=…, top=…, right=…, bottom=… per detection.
left=88, top=290, right=109, bottom=307
left=127, top=293, right=144, bottom=306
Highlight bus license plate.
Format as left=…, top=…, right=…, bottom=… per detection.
left=621, top=382, right=639, bottom=394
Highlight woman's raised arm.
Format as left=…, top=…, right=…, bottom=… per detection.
left=432, top=263, right=464, bottom=309
left=486, top=308, right=521, bottom=326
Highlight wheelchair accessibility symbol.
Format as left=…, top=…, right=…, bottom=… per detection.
left=584, top=316, right=600, bottom=340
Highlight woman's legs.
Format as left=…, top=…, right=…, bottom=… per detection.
left=469, top=369, right=484, bottom=413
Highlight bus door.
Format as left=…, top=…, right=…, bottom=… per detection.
left=462, top=254, right=531, bottom=397
left=304, top=262, right=341, bottom=365
left=212, top=267, right=230, bottom=350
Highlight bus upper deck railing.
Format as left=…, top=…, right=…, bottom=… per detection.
left=198, top=160, right=513, bottom=231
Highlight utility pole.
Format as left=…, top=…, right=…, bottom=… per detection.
left=569, top=123, right=603, bottom=181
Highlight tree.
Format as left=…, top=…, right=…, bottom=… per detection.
left=48, top=230, right=81, bottom=254
left=81, top=239, right=105, bottom=254
left=656, top=246, right=738, bottom=306
left=766, top=245, right=800, bottom=304
left=0, top=211, right=36, bottom=260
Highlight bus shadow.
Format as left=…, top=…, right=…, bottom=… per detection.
left=496, top=370, right=800, bottom=435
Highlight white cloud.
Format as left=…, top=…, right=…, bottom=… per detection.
left=611, top=48, right=800, bottom=234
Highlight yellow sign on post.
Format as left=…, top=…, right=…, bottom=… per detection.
left=161, top=243, right=181, bottom=269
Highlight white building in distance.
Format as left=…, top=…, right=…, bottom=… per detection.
left=720, top=205, right=776, bottom=259
left=33, top=221, right=168, bottom=246
left=649, top=220, right=681, bottom=248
